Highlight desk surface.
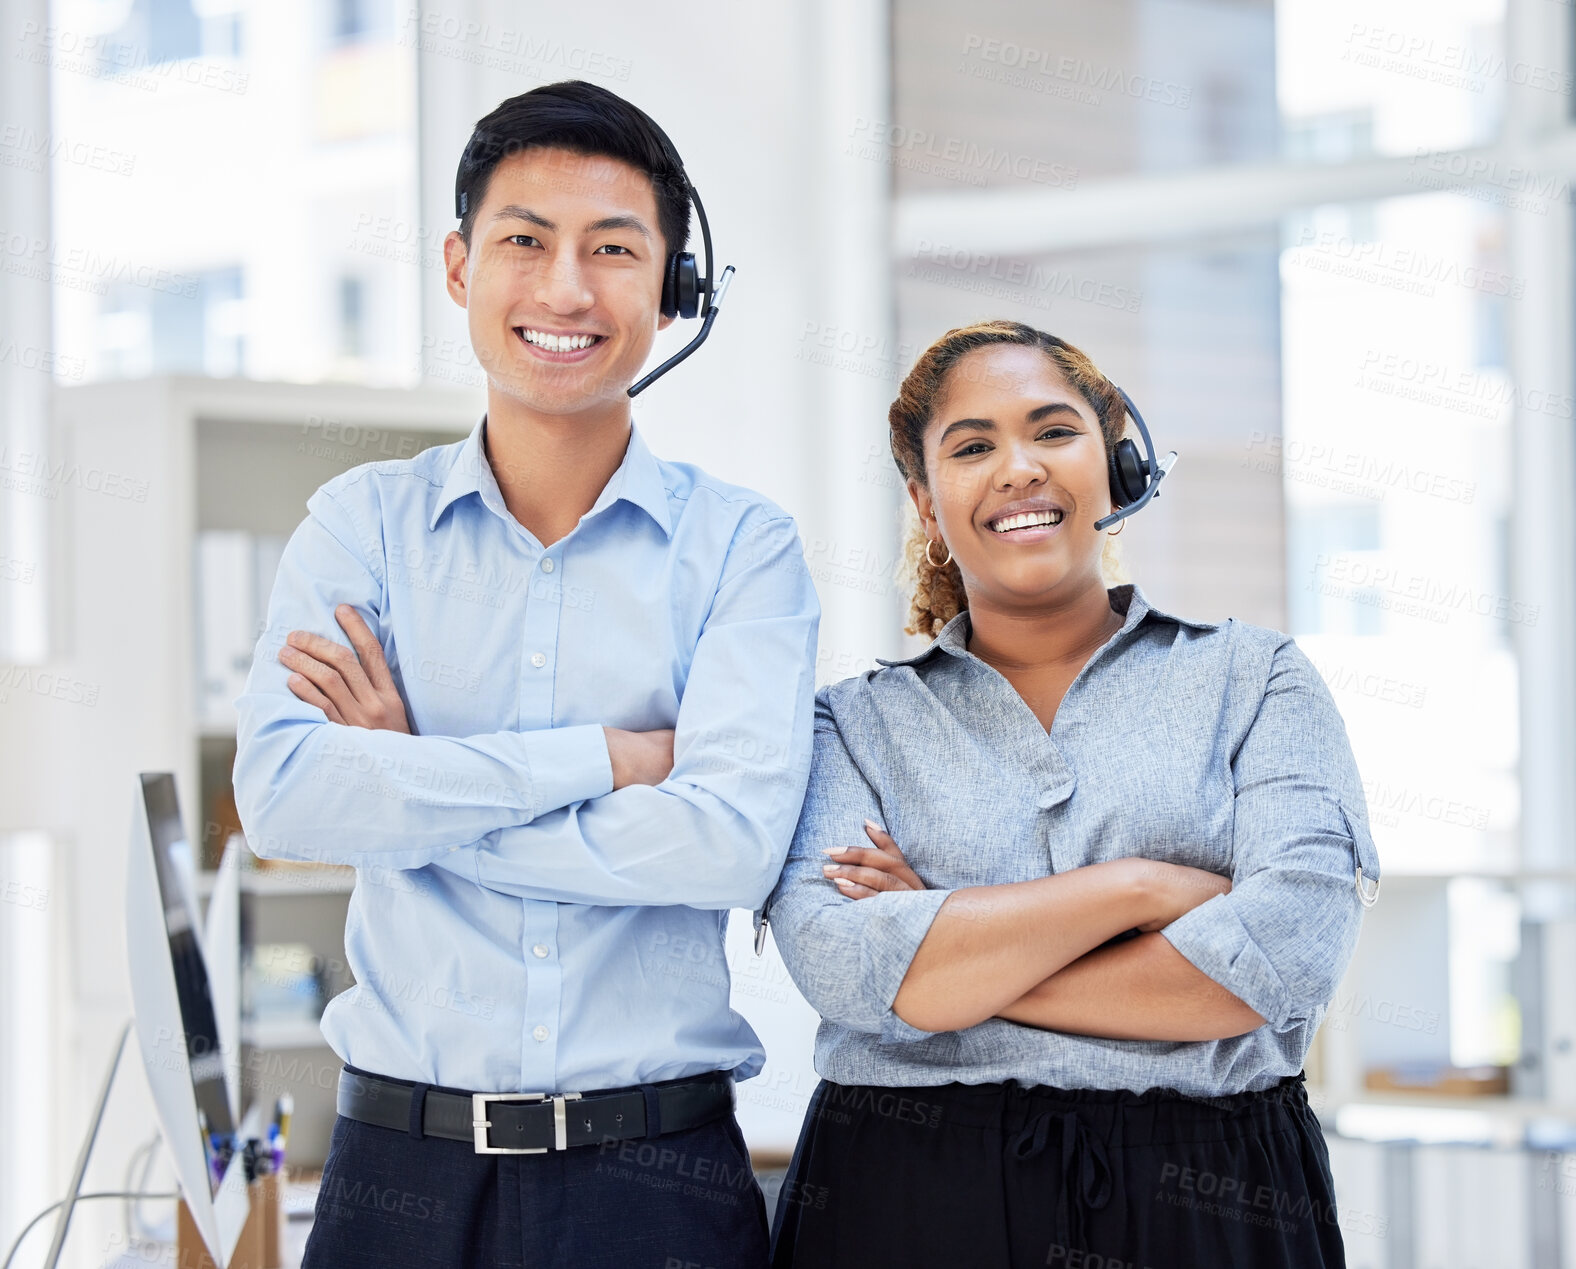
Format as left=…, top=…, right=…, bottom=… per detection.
left=101, top=1177, right=319, bottom=1269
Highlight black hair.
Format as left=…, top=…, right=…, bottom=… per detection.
left=454, top=79, right=690, bottom=258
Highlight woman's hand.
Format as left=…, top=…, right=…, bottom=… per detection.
left=279, top=604, right=413, bottom=733
left=1127, top=859, right=1232, bottom=931
left=821, top=820, right=926, bottom=898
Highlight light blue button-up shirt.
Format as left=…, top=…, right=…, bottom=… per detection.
left=232, top=416, right=819, bottom=1094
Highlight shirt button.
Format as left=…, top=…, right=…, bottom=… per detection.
left=530, top=651, right=547, bottom=668
left=540, top=557, right=555, bottom=573
left=533, top=1024, right=550, bottom=1042
left=532, top=944, right=549, bottom=958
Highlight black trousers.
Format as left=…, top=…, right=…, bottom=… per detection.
left=769, top=1074, right=1345, bottom=1269
left=302, top=1065, right=770, bottom=1268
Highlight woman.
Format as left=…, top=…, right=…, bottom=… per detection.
left=764, top=320, right=1379, bottom=1268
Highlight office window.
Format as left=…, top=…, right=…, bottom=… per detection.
left=1287, top=503, right=1383, bottom=635
left=890, top=2, right=1569, bottom=1178
left=338, top=275, right=366, bottom=359
left=1282, top=193, right=1517, bottom=875
left=94, top=265, right=246, bottom=379
left=329, top=0, right=393, bottom=45
left=895, top=0, right=1277, bottom=186
left=101, top=0, right=203, bottom=68
left=49, top=0, right=419, bottom=388
left=1279, top=0, right=1508, bottom=160
left=203, top=10, right=244, bottom=60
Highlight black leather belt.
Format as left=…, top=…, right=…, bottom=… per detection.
left=336, top=1065, right=736, bottom=1154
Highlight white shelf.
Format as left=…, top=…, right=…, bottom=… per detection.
left=54, top=374, right=477, bottom=1177
left=197, top=866, right=356, bottom=898
left=1378, top=870, right=1576, bottom=884
left=243, top=867, right=356, bottom=897
left=242, top=1016, right=329, bottom=1049
left=1310, top=1084, right=1576, bottom=1129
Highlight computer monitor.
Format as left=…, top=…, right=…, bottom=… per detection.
left=125, top=772, right=252, bottom=1265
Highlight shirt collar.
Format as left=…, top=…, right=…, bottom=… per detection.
left=428, top=415, right=673, bottom=538
left=582, top=421, right=673, bottom=537
left=873, top=583, right=1219, bottom=669
left=427, top=414, right=490, bottom=531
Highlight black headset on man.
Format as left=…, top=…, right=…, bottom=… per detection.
left=454, top=126, right=1177, bottom=531
left=453, top=119, right=734, bottom=400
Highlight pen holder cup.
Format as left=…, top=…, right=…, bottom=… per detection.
left=175, top=1171, right=282, bottom=1269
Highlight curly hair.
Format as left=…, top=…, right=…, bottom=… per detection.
left=889, top=320, right=1133, bottom=637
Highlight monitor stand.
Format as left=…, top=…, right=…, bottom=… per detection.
left=40, top=1019, right=132, bottom=1268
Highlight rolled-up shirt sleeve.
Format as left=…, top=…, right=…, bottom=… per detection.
left=1159, top=638, right=1380, bottom=1031
left=766, top=692, right=955, bottom=1044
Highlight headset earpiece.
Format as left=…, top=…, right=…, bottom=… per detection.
left=662, top=251, right=701, bottom=320
left=1092, top=386, right=1176, bottom=531
left=1108, top=439, right=1151, bottom=508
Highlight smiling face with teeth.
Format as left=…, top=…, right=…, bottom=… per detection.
left=441, top=145, right=676, bottom=423
left=908, top=343, right=1118, bottom=615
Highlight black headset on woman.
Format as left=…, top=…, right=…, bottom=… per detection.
left=1096, top=386, right=1178, bottom=530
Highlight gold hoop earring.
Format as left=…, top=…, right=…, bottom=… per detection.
left=1107, top=516, right=1126, bottom=537
left=925, top=538, right=952, bottom=568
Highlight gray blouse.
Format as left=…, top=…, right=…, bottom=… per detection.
left=763, top=584, right=1380, bottom=1098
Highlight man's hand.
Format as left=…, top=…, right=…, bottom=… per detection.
left=821, top=821, right=927, bottom=898
left=603, top=727, right=675, bottom=790
left=279, top=604, right=412, bottom=733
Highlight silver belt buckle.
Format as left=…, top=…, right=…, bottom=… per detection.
left=471, top=1091, right=583, bottom=1154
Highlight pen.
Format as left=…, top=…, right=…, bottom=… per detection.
left=272, top=1092, right=293, bottom=1168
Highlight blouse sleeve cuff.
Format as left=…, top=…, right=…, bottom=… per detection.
left=1159, top=893, right=1293, bottom=1030
left=857, top=887, right=955, bottom=1044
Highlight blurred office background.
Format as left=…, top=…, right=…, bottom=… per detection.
left=0, top=0, right=1571, bottom=1264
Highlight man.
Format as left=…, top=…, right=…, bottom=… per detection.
left=232, top=80, right=819, bottom=1268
